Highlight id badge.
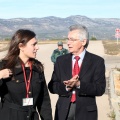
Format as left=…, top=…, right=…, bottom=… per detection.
left=23, top=98, right=33, bottom=106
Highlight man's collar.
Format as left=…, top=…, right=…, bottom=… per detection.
left=72, top=49, right=86, bottom=61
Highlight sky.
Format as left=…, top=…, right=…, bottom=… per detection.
left=0, top=0, right=120, bottom=19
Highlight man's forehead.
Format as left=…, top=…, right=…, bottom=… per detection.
left=68, top=30, right=80, bottom=37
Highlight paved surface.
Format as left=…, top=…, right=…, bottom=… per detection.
left=0, top=41, right=111, bottom=120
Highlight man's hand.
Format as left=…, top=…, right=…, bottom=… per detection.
left=63, top=75, right=80, bottom=90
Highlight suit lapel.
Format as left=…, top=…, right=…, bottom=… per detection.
left=63, top=54, right=72, bottom=79
left=79, top=51, right=93, bottom=79
left=62, top=52, right=93, bottom=79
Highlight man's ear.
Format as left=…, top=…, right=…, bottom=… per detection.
left=82, top=39, right=87, bottom=46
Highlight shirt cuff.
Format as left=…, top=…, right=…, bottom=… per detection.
left=76, top=85, right=80, bottom=89
left=65, top=86, right=72, bottom=91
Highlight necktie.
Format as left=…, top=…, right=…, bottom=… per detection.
left=73, top=56, right=80, bottom=76
left=71, top=56, right=80, bottom=103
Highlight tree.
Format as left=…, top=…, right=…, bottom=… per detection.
left=90, top=36, right=97, bottom=40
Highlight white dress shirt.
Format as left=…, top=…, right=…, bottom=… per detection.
left=66, top=49, right=86, bottom=90
left=72, top=49, right=86, bottom=69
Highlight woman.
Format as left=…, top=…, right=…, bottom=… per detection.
left=0, top=29, right=52, bottom=120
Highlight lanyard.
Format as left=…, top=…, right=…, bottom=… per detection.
left=21, top=61, right=32, bottom=98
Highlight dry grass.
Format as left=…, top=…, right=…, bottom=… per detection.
left=0, top=40, right=66, bottom=52
left=0, top=41, right=9, bottom=52
left=102, top=40, right=120, bottom=55
left=107, top=110, right=116, bottom=120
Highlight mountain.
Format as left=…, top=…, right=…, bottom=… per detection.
left=0, top=15, right=120, bottom=40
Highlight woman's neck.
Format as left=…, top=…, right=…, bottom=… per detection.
left=24, top=60, right=30, bottom=67
left=19, top=56, right=29, bottom=67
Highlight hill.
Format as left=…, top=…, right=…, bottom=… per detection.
left=0, top=15, right=120, bottom=40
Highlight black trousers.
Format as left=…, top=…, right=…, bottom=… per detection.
left=67, top=102, right=76, bottom=120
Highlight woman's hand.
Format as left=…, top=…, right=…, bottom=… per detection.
left=0, top=69, right=13, bottom=79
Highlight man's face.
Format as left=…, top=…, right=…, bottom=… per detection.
left=58, top=45, right=63, bottom=50
left=67, top=30, right=86, bottom=55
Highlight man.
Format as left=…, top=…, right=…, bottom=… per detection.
left=51, top=41, right=68, bottom=64
left=48, top=24, right=106, bottom=120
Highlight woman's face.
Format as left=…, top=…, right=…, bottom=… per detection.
left=19, top=37, right=39, bottom=59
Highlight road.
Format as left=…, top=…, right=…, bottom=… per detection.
left=0, top=41, right=111, bottom=120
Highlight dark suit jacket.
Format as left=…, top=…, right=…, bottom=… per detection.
left=48, top=51, right=106, bottom=120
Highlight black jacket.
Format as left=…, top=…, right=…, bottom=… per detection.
left=48, top=51, right=106, bottom=120
left=0, top=59, right=52, bottom=120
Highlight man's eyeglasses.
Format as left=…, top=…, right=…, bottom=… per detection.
left=66, top=38, right=80, bottom=42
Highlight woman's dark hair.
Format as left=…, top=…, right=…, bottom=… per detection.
left=3, top=29, right=43, bottom=72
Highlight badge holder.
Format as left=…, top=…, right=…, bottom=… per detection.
left=23, top=98, right=33, bottom=106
